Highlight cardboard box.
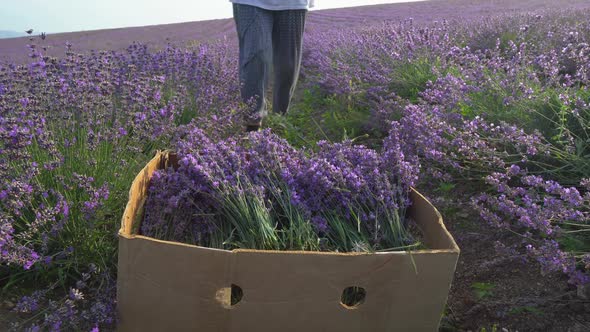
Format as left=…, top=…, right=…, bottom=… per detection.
left=117, top=151, right=460, bottom=332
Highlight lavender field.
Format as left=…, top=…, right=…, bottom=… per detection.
left=2, top=0, right=590, bottom=64
left=2, top=1, right=590, bottom=331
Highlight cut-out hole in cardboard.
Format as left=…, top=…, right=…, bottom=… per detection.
left=341, top=286, right=366, bottom=309
left=215, top=284, right=243, bottom=308
left=231, top=284, right=243, bottom=305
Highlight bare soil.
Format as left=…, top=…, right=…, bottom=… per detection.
left=427, top=188, right=590, bottom=332
left=0, top=302, right=21, bottom=331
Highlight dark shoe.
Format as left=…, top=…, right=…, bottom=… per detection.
left=245, top=125, right=260, bottom=132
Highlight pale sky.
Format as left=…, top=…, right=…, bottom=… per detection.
left=1, top=0, right=425, bottom=34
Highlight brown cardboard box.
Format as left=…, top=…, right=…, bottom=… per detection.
left=117, top=151, right=460, bottom=332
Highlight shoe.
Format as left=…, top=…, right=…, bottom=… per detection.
left=245, top=125, right=261, bottom=132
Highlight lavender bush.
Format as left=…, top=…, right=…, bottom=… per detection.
left=1, top=36, right=246, bottom=330
left=473, top=167, right=590, bottom=285
left=296, top=8, right=590, bottom=286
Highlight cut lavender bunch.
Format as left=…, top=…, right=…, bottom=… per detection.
left=141, top=128, right=419, bottom=252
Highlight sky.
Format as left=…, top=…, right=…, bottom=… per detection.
left=1, top=0, right=425, bottom=34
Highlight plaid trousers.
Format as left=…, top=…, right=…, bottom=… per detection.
left=233, top=4, right=307, bottom=126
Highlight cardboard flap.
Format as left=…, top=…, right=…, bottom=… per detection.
left=408, top=190, right=459, bottom=252
left=120, top=150, right=177, bottom=236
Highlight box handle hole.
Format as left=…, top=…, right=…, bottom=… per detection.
left=215, top=284, right=243, bottom=308
left=341, top=286, right=366, bottom=309
left=231, top=284, right=243, bottom=305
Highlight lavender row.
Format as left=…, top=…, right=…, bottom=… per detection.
left=300, top=9, right=590, bottom=285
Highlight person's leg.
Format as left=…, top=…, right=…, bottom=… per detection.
left=233, top=4, right=273, bottom=129
left=271, top=9, right=307, bottom=115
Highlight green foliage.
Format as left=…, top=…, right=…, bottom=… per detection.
left=558, top=232, right=590, bottom=253
left=557, top=230, right=590, bottom=272
left=215, top=178, right=281, bottom=250
left=389, top=57, right=441, bottom=102
left=217, top=172, right=322, bottom=251
left=454, top=65, right=590, bottom=185
left=264, top=113, right=311, bottom=149
left=527, top=88, right=590, bottom=185
left=508, top=305, right=544, bottom=316
left=435, top=182, right=456, bottom=194
left=498, top=31, right=519, bottom=51
left=265, top=87, right=373, bottom=147
left=478, top=324, right=499, bottom=332
left=471, top=282, right=495, bottom=300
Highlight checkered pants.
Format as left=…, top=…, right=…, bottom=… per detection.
left=233, top=4, right=307, bottom=126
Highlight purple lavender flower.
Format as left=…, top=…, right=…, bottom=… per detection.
left=142, top=128, right=414, bottom=250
